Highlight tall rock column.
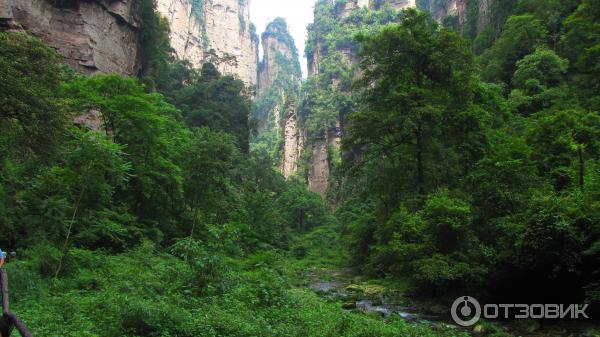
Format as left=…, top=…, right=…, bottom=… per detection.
left=258, top=19, right=300, bottom=93
left=253, top=18, right=302, bottom=179
left=280, top=101, right=304, bottom=178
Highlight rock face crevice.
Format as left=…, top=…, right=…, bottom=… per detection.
left=156, top=0, right=258, bottom=85
left=0, top=0, right=141, bottom=75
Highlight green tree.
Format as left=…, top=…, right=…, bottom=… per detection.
left=137, top=0, right=174, bottom=84
left=515, top=0, right=580, bottom=48
left=0, top=32, right=68, bottom=161
left=468, top=126, right=540, bottom=222
left=172, top=63, right=252, bottom=153
left=347, top=9, right=478, bottom=198
left=561, top=0, right=600, bottom=110
left=528, top=109, right=600, bottom=191
left=508, top=47, right=569, bottom=114
left=411, top=190, right=486, bottom=291
left=278, top=182, right=330, bottom=232
left=0, top=32, right=71, bottom=249
left=178, top=127, right=239, bottom=238
left=63, top=75, right=185, bottom=230
left=479, top=15, right=548, bottom=84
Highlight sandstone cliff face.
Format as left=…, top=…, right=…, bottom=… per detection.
left=341, top=0, right=415, bottom=16
left=424, top=0, right=495, bottom=33
left=156, top=0, right=258, bottom=85
left=307, top=43, right=320, bottom=77
left=204, top=0, right=257, bottom=85
left=155, top=0, right=205, bottom=67
left=384, top=0, right=416, bottom=10
left=0, top=0, right=141, bottom=75
left=1, top=0, right=258, bottom=82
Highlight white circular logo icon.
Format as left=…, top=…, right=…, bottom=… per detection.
left=451, top=296, right=481, bottom=326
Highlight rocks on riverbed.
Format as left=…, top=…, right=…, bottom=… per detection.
left=306, top=269, right=451, bottom=328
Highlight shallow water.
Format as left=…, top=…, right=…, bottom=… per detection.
left=306, top=269, right=451, bottom=327
left=305, top=269, right=599, bottom=337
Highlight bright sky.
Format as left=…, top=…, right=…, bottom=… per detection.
left=250, top=0, right=317, bottom=78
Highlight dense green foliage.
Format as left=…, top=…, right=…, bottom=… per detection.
left=299, top=1, right=403, bottom=192
left=3, top=0, right=600, bottom=335
left=0, top=5, right=460, bottom=334
left=338, top=2, right=600, bottom=307
left=0, top=27, right=388, bottom=335
left=5, top=244, right=463, bottom=337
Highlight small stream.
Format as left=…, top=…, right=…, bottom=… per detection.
left=305, top=269, right=600, bottom=337
left=306, top=269, right=457, bottom=329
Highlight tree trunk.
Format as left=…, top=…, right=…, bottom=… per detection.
left=55, top=184, right=87, bottom=278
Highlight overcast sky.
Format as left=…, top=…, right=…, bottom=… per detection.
left=249, top=0, right=316, bottom=78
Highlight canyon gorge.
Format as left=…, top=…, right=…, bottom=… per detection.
left=2, top=1, right=598, bottom=334
left=0, top=0, right=498, bottom=198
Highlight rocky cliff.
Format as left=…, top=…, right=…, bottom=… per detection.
left=424, top=0, right=468, bottom=26
left=0, top=0, right=141, bottom=75
left=280, top=101, right=304, bottom=179
left=307, top=137, right=330, bottom=197
left=0, top=0, right=258, bottom=84
left=253, top=18, right=302, bottom=179
left=156, top=0, right=258, bottom=85
left=341, top=0, right=416, bottom=11
left=475, top=0, right=494, bottom=33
